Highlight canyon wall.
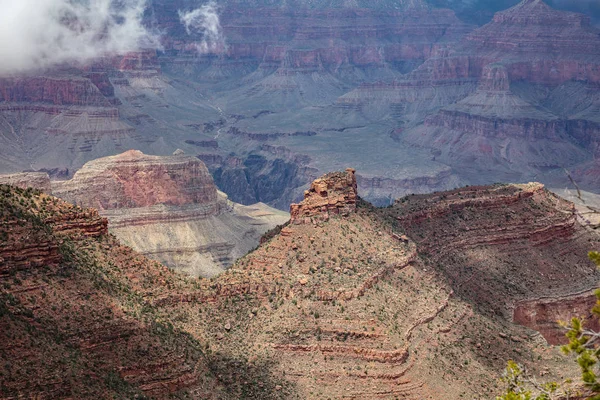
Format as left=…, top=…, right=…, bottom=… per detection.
left=52, top=150, right=288, bottom=277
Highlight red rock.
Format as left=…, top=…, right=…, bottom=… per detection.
left=53, top=150, right=218, bottom=210
left=514, top=291, right=600, bottom=345
left=290, top=168, right=357, bottom=223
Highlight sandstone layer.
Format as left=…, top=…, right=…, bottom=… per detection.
left=51, top=150, right=288, bottom=277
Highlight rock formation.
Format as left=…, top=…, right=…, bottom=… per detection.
left=391, top=183, right=600, bottom=320
left=51, top=150, right=288, bottom=277
left=514, top=291, right=600, bottom=345
left=400, top=63, right=590, bottom=177
left=0, top=185, right=230, bottom=399
left=153, top=172, right=598, bottom=398
left=52, top=149, right=218, bottom=210
left=290, top=168, right=357, bottom=223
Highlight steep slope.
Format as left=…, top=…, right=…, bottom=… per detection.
left=51, top=150, right=289, bottom=277
left=0, top=185, right=228, bottom=399
left=154, top=170, right=600, bottom=399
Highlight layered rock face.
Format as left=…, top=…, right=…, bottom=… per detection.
left=157, top=1, right=472, bottom=78
left=402, top=0, right=600, bottom=86
left=0, top=72, right=141, bottom=173
left=0, top=185, right=107, bottom=274
left=0, top=76, right=111, bottom=106
left=0, top=172, right=51, bottom=193
left=53, top=150, right=218, bottom=210
left=514, top=291, right=600, bottom=345
left=391, top=183, right=600, bottom=327
left=290, top=168, right=357, bottom=223
left=0, top=186, right=230, bottom=399
left=387, top=0, right=600, bottom=186
left=52, top=150, right=288, bottom=277
left=400, top=63, right=590, bottom=176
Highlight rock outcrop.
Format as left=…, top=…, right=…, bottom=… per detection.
left=290, top=168, right=357, bottom=223
left=53, top=150, right=218, bottom=210
left=52, top=150, right=289, bottom=277
left=514, top=291, right=600, bottom=345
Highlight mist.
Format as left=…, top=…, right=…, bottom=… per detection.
left=0, top=0, right=158, bottom=76
left=178, top=1, right=226, bottom=54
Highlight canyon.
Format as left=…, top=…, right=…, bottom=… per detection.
left=1, top=170, right=599, bottom=398
left=0, top=0, right=598, bottom=209
left=1, top=0, right=600, bottom=397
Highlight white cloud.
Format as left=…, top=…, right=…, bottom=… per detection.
left=178, top=1, right=226, bottom=54
left=0, top=0, right=158, bottom=76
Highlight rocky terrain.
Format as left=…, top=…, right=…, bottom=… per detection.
left=46, top=150, right=288, bottom=277
left=159, top=171, right=600, bottom=399
left=0, top=185, right=228, bottom=398
left=1, top=169, right=600, bottom=398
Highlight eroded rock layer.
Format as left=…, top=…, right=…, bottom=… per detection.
left=51, top=151, right=288, bottom=277
left=390, top=183, right=600, bottom=324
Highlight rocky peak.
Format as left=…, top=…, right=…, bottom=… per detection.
left=290, top=168, right=357, bottom=223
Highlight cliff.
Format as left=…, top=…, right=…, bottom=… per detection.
left=399, top=63, right=590, bottom=177
left=0, top=76, right=112, bottom=106
left=390, top=183, right=600, bottom=323
left=53, top=150, right=219, bottom=210
left=52, top=151, right=288, bottom=277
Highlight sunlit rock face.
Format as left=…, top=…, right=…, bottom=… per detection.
left=52, top=150, right=288, bottom=277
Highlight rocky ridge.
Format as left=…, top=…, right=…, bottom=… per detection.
left=154, top=171, right=599, bottom=398
left=0, top=185, right=235, bottom=399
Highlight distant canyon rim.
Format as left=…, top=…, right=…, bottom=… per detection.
left=0, top=0, right=598, bottom=211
